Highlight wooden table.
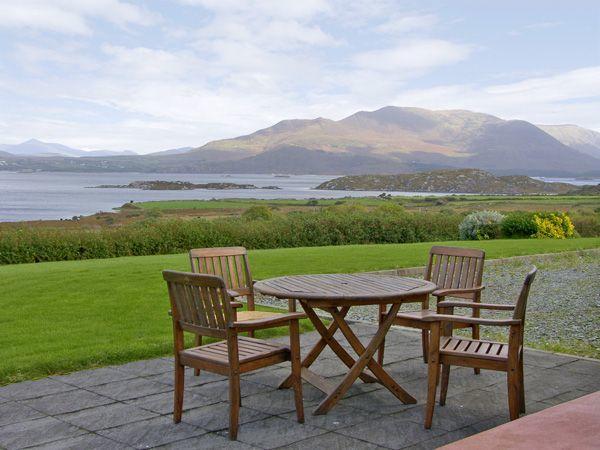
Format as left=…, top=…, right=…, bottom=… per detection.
left=254, top=273, right=437, bottom=415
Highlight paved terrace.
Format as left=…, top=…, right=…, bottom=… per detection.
left=1, top=323, right=598, bottom=450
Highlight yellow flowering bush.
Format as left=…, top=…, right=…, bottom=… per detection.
left=532, top=212, right=575, bottom=239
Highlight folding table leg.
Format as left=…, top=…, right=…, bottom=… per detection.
left=314, top=303, right=416, bottom=415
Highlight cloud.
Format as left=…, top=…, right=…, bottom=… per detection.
left=392, top=66, right=600, bottom=130
left=0, top=0, right=158, bottom=35
left=353, top=39, right=472, bottom=72
left=376, top=13, right=438, bottom=34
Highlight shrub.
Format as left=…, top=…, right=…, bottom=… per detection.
left=459, top=210, right=505, bottom=240
left=501, top=212, right=537, bottom=238
left=242, top=205, right=273, bottom=221
left=0, top=208, right=463, bottom=265
left=532, top=212, right=575, bottom=239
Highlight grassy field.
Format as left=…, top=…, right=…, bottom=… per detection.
left=1, top=237, right=598, bottom=385
left=136, top=194, right=600, bottom=213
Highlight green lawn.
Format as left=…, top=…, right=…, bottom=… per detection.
left=1, top=237, right=598, bottom=385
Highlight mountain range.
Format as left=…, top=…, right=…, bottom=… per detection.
left=1, top=107, right=600, bottom=176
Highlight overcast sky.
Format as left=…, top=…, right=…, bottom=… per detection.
left=0, top=0, right=598, bottom=153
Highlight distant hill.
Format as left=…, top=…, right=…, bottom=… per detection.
left=315, top=169, right=577, bottom=194
left=147, top=146, right=193, bottom=156
left=537, top=124, right=600, bottom=160
left=192, top=106, right=600, bottom=176
left=0, top=139, right=137, bottom=157
left=1, top=107, right=600, bottom=175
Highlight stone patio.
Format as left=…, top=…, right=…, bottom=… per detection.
left=1, top=323, right=598, bottom=449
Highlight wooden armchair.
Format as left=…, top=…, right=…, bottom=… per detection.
left=423, top=267, right=537, bottom=429
left=189, top=247, right=304, bottom=375
left=163, top=270, right=305, bottom=440
left=378, top=246, right=485, bottom=368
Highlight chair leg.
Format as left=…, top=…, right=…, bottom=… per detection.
left=472, top=325, right=480, bottom=375
left=518, top=355, right=526, bottom=413
left=425, top=323, right=440, bottom=429
left=421, top=330, right=429, bottom=363
left=228, top=372, right=241, bottom=440
left=193, top=334, right=202, bottom=376
left=173, top=362, right=185, bottom=423
left=439, top=364, right=451, bottom=406
left=507, top=367, right=521, bottom=421
left=289, top=320, right=304, bottom=423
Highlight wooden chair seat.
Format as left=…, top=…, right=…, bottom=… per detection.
left=440, top=336, right=509, bottom=362
left=236, top=310, right=284, bottom=322
left=181, top=336, right=289, bottom=369
left=386, top=310, right=472, bottom=330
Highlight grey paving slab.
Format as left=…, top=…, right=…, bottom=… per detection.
left=522, top=349, right=578, bottom=368
left=127, top=390, right=217, bottom=415
left=50, top=367, right=137, bottom=388
left=559, top=358, right=600, bottom=376
left=114, top=358, right=174, bottom=377
left=277, top=431, right=387, bottom=449
left=242, top=384, right=325, bottom=416
left=0, top=416, right=87, bottom=449
left=26, top=433, right=132, bottom=449
left=146, top=367, right=226, bottom=387
left=20, top=389, right=114, bottom=415
left=338, top=413, right=446, bottom=449
left=280, top=403, right=382, bottom=431
left=0, top=402, right=45, bottom=427
left=224, top=416, right=327, bottom=449
left=192, top=379, right=271, bottom=403
left=0, top=379, right=76, bottom=401
left=1, top=324, right=598, bottom=449
left=181, top=403, right=270, bottom=431
left=157, top=432, right=258, bottom=449
left=97, top=416, right=206, bottom=449
left=57, top=402, right=159, bottom=431
left=88, top=377, right=171, bottom=401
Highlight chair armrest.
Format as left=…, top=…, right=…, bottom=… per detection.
left=421, top=313, right=520, bottom=327
left=232, top=312, right=306, bottom=330
left=227, top=289, right=241, bottom=297
left=433, top=286, right=484, bottom=297
left=230, top=301, right=244, bottom=309
left=437, top=301, right=515, bottom=311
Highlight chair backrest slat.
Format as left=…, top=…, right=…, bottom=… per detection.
left=189, top=247, right=254, bottom=297
left=425, top=246, right=485, bottom=299
left=163, top=270, right=233, bottom=339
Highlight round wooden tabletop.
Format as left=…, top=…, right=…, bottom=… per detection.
left=254, top=273, right=436, bottom=304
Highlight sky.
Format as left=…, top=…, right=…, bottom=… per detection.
left=0, top=0, right=599, bottom=153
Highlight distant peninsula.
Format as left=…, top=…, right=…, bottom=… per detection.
left=315, top=169, right=583, bottom=195
left=92, top=180, right=281, bottom=190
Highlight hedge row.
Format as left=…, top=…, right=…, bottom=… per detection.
left=0, top=207, right=462, bottom=265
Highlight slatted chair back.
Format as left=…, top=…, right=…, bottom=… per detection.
left=163, top=270, right=233, bottom=340
left=512, top=267, right=537, bottom=324
left=189, top=247, right=253, bottom=297
left=425, top=246, right=485, bottom=299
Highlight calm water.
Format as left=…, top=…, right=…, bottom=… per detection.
left=0, top=172, right=447, bottom=222
left=1, top=172, right=596, bottom=222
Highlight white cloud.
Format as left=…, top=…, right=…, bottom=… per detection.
left=376, top=13, right=438, bottom=34
left=0, top=0, right=158, bottom=35
left=353, top=39, right=472, bottom=72
left=392, top=66, right=600, bottom=131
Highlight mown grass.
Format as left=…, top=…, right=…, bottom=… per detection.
left=1, top=237, right=598, bottom=385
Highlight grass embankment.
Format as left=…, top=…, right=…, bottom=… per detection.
left=1, top=237, right=598, bottom=385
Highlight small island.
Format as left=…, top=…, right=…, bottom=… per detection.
left=91, top=180, right=281, bottom=190
left=314, top=169, right=590, bottom=195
